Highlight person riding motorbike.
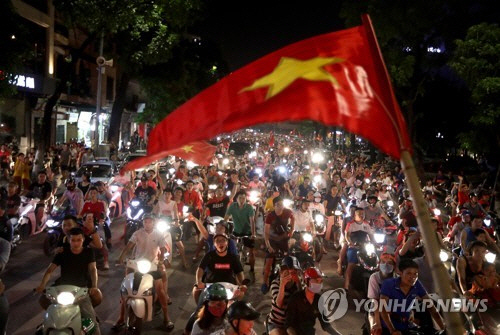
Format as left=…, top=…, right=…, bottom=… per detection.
left=80, top=186, right=112, bottom=250
left=456, top=240, right=488, bottom=295
left=191, top=283, right=230, bottom=335
left=55, top=178, right=84, bottom=215
left=262, top=196, right=295, bottom=294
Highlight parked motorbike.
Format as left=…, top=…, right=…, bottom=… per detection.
left=36, top=285, right=97, bottom=334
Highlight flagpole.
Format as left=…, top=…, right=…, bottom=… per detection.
left=400, top=150, right=464, bottom=335
left=360, top=14, right=465, bottom=335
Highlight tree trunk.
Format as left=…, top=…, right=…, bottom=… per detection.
left=107, top=72, right=130, bottom=146
left=41, top=34, right=97, bottom=152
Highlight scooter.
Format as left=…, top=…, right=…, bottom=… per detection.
left=124, top=199, right=148, bottom=243
left=156, top=217, right=173, bottom=264
left=18, top=196, right=47, bottom=236
left=121, top=259, right=158, bottom=334
left=36, top=285, right=96, bottom=335
left=289, top=231, right=316, bottom=269
left=43, top=204, right=75, bottom=256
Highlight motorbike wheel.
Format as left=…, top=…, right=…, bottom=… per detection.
left=126, top=305, right=143, bottom=335
left=43, top=233, right=59, bottom=257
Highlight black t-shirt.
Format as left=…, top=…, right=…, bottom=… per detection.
left=324, top=194, right=341, bottom=215
left=77, top=182, right=90, bottom=197
left=206, top=197, right=230, bottom=217
left=199, top=250, right=243, bottom=284
left=53, top=247, right=95, bottom=287
left=134, top=186, right=156, bottom=203
left=6, top=194, right=21, bottom=218
left=29, top=181, right=53, bottom=200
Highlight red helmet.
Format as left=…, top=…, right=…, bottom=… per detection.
left=304, top=267, right=322, bottom=280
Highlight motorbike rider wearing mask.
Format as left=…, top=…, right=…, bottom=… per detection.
left=286, top=267, right=341, bottom=335
left=367, top=253, right=397, bottom=335
left=191, top=283, right=229, bottom=335
left=227, top=301, right=260, bottom=335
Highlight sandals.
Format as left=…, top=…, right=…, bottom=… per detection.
left=164, top=320, right=174, bottom=331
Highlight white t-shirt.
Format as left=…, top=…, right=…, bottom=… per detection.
left=293, top=209, right=313, bottom=232
left=157, top=199, right=178, bottom=217
left=129, top=228, right=166, bottom=262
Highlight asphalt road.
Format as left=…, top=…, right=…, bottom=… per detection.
left=3, top=216, right=366, bottom=335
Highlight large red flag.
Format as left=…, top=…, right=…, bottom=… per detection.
left=132, top=14, right=411, bottom=170
left=123, top=140, right=216, bottom=171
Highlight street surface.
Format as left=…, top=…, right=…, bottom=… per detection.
left=4, top=216, right=364, bottom=335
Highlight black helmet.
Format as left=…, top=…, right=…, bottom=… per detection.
left=367, top=195, right=378, bottom=201
left=280, top=256, right=301, bottom=271
left=65, top=178, right=75, bottom=186
left=227, top=301, right=260, bottom=321
left=205, top=283, right=228, bottom=301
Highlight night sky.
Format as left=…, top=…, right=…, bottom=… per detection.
left=196, top=0, right=345, bottom=71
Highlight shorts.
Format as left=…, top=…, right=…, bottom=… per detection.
left=171, top=226, right=183, bottom=242
left=347, top=247, right=359, bottom=264
left=267, top=321, right=285, bottom=332
left=233, top=234, right=255, bottom=249
left=266, top=239, right=289, bottom=257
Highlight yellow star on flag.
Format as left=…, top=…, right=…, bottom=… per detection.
left=182, top=145, right=194, bottom=153
left=241, top=56, right=344, bottom=99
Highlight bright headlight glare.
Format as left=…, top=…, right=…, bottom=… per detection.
left=433, top=208, right=441, bottom=216
left=209, top=184, right=217, bottom=190
left=365, top=179, right=371, bottom=184
left=255, top=168, right=262, bottom=175
left=131, top=200, right=140, bottom=207
left=157, top=221, right=169, bottom=233
left=303, top=233, right=313, bottom=242
left=168, top=168, right=176, bottom=175
left=226, top=191, right=231, bottom=196
left=278, top=166, right=286, bottom=174
left=365, top=243, right=375, bottom=255
left=223, top=158, right=229, bottom=165
left=46, top=220, right=57, bottom=228
left=374, top=233, right=385, bottom=244
left=137, top=260, right=152, bottom=274
left=313, top=175, right=322, bottom=183
left=176, top=179, right=183, bottom=185
left=283, top=199, right=293, bottom=208
left=387, top=200, right=394, bottom=207
left=311, top=153, right=324, bottom=163
left=315, top=214, right=324, bottom=224
left=439, top=250, right=449, bottom=262
left=183, top=206, right=189, bottom=214
left=334, top=210, right=342, bottom=216
left=484, top=218, right=491, bottom=227
left=485, top=252, right=496, bottom=263
left=57, top=292, right=75, bottom=305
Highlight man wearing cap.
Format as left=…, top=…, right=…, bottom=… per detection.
left=367, top=253, right=397, bottom=334
left=267, top=256, right=302, bottom=334
left=286, top=267, right=341, bottom=335
left=448, top=210, right=471, bottom=247
left=191, top=214, right=237, bottom=255
left=226, top=301, right=260, bottom=335
left=194, top=232, right=245, bottom=303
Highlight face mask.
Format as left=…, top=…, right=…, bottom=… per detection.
left=308, top=282, right=323, bottom=293
left=208, top=305, right=226, bottom=317
left=380, top=263, right=394, bottom=274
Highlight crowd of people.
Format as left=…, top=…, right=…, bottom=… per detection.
left=0, top=128, right=498, bottom=334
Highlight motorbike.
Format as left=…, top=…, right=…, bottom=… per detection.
left=36, top=285, right=97, bottom=334
left=124, top=199, right=150, bottom=243
left=155, top=217, right=173, bottom=264
left=42, top=204, right=76, bottom=256
left=120, top=259, right=158, bottom=334
left=289, top=231, right=316, bottom=269
left=108, top=179, right=132, bottom=219
left=312, top=211, right=326, bottom=262
left=18, top=196, right=47, bottom=237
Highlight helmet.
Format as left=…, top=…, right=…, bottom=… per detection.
left=227, top=301, right=260, bottom=321
left=461, top=209, right=472, bottom=217
left=213, top=233, right=229, bottom=241
left=469, top=192, right=477, bottom=198
left=304, top=267, right=322, bottom=280
left=65, top=178, right=75, bottom=186
left=280, top=256, right=301, bottom=271
left=205, top=283, right=228, bottom=301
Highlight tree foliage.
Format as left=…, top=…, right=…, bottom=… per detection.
left=449, top=23, right=500, bottom=154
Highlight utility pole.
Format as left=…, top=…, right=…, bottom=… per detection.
left=94, top=33, right=104, bottom=151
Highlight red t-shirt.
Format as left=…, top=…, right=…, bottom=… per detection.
left=80, top=200, right=106, bottom=220
left=458, top=191, right=469, bottom=206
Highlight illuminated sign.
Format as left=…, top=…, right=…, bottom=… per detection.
left=12, top=75, right=35, bottom=89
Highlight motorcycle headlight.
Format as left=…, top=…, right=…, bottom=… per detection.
left=249, top=191, right=259, bottom=203
left=485, top=252, right=496, bottom=263
left=439, top=250, right=449, bottom=262
left=433, top=208, right=441, bottom=216
left=303, top=233, right=313, bottom=243
left=57, top=292, right=75, bottom=305
left=283, top=199, right=293, bottom=208
left=212, top=216, right=222, bottom=224
left=127, top=207, right=132, bottom=219
left=168, top=168, right=176, bottom=175
left=315, top=214, right=324, bottom=224
left=209, top=184, right=217, bottom=190
left=156, top=221, right=169, bottom=233
left=365, top=178, right=371, bottom=184
left=131, top=200, right=140, bottom=207
left=45, top=220, right=58, bottom=228
left=484, top=218, right=491, bottom=227
left=176, top=179, right=183, bottom=185
left=133, top=209, right=144, bottom=220
left=255, top=168, right=262, bottom=175
left=374, top=233, right=385, bottom=244
left=137, top=260, right=152, bottom=274
left=110, top=185, right=119, bottom=192
left=334, top=210, right=342, bottom=216
left=365, top=243, right=376, bottom=256
left=387, top=200, right=394, bottom=207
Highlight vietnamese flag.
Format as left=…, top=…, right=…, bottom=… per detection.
left=127, top=14, right=411, bottom=170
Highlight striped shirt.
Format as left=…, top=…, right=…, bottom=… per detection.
left=268, top=278, right=299, bottom=326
